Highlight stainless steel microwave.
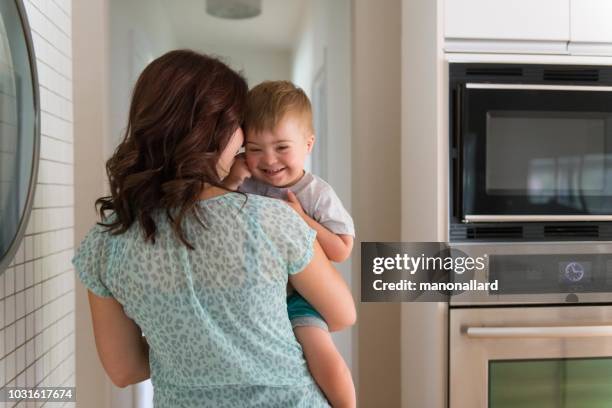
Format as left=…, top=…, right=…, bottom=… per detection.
left=449, top=63, right=612, bottom=241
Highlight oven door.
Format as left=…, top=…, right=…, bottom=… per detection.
left=450, top=306, right=612, bottom=408
left=457, top=84, right=612, bottom=223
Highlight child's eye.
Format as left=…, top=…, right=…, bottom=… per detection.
left=247, top=148, right=261, bottom=152
left=277, top=146, right=289, bottom=150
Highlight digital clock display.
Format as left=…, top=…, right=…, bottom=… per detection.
left=559, top=261, right=592, bottom=284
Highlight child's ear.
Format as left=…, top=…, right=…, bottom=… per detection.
left=306, top=134, right=315, bottom=153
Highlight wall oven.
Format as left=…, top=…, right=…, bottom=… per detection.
left=450, top=305, right=612, bottom=408
left=450, top=64, right=612, bottom=241
left=448, top=242, right=612, bottom=407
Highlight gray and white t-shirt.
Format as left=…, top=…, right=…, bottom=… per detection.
left=239, top=172, right=355, bottom=237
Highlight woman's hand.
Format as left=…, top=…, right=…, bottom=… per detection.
left=285, top=190, right=306, bottom=217
left=223, top=153, right=251, bottom=190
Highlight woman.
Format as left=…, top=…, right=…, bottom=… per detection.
left=72, top=50, right=356, bottom=407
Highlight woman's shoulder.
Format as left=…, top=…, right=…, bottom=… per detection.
left=244, top=192, right=292, bottom=210
left=205, top=192, right=311, bottom=236
left=203, top=192, right=294, bottom=215
left=76, top=213, right=147, bottom=262
left=239, top=193, right=304, bottom=223
left=79, top=215, right=120, bottom=245
left=239, top=193, right=316, bottom=258
left=73, top=215, right=126, bottom=297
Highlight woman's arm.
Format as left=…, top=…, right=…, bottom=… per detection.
left=87, top=291, right=150, bottom=388
left=289, top=240, right=356, bottom=332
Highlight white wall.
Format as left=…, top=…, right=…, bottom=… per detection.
left=291, top=6, right=315, bottom=173
left=108, top=0, right=176, bottom=152
left=290, top=0, right=354, bottom=376
left=194, top=42, right=292, bottom=87
left=73, top=0, right=111, bottom=406
left=1, top=0, right=75, bottom=404
left=352, top=0, right=403, bottom=406
left=291, top=0, right=351, bottom=210
left=292, top=7, right=314, bottom=97
left=401, top=1, right=451, bottom=407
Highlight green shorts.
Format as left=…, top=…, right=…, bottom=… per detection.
left=287, top=292, right=328, bottom=331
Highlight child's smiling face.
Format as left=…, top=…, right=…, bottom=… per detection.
left=245, top=114, right=314, bottom=188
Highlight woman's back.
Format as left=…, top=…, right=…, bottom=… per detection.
left=74, top=193, right=330, bottom=407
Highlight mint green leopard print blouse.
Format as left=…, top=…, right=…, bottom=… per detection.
left=73, top=193, right=330, bottom=407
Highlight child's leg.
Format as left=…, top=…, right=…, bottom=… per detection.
left=294, top=326, right=356, bottom=408
left=287, top=292, right=356, bottom=407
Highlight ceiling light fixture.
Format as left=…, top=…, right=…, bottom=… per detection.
left=206, top=0, right=262, bottom=20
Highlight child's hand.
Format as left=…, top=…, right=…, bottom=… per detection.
left=285, top=191, right=306, bottom=216
left=224, top=153, right=251, bottom=190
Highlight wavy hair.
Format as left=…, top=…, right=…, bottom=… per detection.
left=95, top=50, right=248, bottom=248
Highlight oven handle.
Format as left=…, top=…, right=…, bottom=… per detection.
left=466, top=83, right=612, bottom=92
left=466, top=325, right=612, bottom=338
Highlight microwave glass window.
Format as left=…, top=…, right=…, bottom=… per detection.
left=486, top=111, right=610, bottom=198
left=489, top=358, right=612, bottom=408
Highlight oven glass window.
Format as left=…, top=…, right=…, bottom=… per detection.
left=489, top=358, right=612, bottom=407
left=486, top=111, right=610, bottom=199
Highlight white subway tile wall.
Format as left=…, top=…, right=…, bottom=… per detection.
left=1, top=1, right=74, bottom=408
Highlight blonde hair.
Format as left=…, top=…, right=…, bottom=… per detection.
left=244, top=80, right=313, bottom=135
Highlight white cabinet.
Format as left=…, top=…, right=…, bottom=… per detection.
left=445, top=0, right=569, bottom=53
left=569, top=0, right=612, bottom=55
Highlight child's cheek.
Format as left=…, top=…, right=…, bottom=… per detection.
left=244, top=154, right=257, bottom=171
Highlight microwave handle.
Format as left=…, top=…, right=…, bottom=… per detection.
left=466, top=325, right=612, bottom=338
left=452, top=85, right=463, bottom=219
left=464, top=215, right=612, bottom=223
left=466, top=83, right=612, bottom=92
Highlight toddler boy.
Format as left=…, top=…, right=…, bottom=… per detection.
left=225, top=81, right=355, bottom=407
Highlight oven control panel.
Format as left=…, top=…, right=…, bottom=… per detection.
left=489, top=254, right=612, bottom=295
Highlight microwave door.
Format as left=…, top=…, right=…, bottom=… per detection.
left=458, top=85, right=612, bottom=222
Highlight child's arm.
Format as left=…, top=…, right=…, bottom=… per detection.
left=222, top=153, right=251, bottom=190
left=286, top=191, right=353, bottom=262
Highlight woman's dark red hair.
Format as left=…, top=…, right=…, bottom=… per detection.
left=95, top=50, right=247, bottom=248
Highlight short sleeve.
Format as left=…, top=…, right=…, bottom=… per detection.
left=313, top=186, right=355, bottom=237
left=257, top=198, right=317, bottom=275
left=286, top=220, right=317, bottom=275
left=72, top=224, right=114, bottom=297
left=282, top=205, right=317, bottom=275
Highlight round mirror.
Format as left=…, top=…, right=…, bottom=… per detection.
left=0, top=0, right=40, bottom=275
